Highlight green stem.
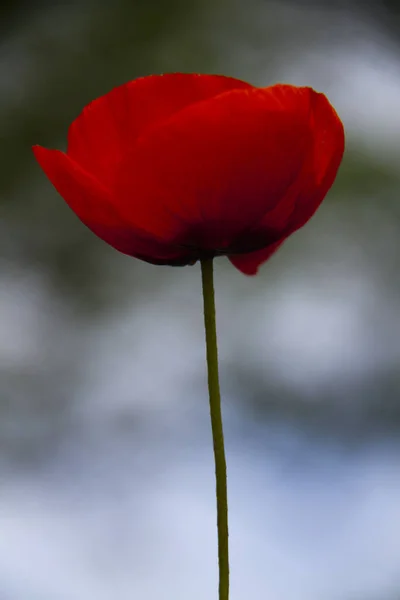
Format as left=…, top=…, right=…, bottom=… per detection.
left=201, top=258, right=229, bottom=600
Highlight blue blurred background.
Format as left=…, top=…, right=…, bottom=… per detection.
left=2, top=0, right=400, bottom=598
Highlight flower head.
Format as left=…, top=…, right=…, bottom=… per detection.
left=33, top=73, right=344, bottom=275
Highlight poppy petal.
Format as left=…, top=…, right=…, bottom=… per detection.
left=229, top=89, right=344, bottom=275
left=228, top=241, right=283, bottom=275
left=285, top=89, right=345, bottom=233
left=113, top=85, right=314, bottom=251
left=32, top=145, right=190, bottom=264
left=67, top=73, right=252, bottom=187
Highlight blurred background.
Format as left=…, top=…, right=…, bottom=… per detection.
left=2, top=0, right=400, bottom=598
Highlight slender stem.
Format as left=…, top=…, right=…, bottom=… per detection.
left=201, top=258, right=229, bottom=600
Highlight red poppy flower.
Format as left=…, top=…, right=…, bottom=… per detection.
left=33, top=73, right=344, bottom=275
